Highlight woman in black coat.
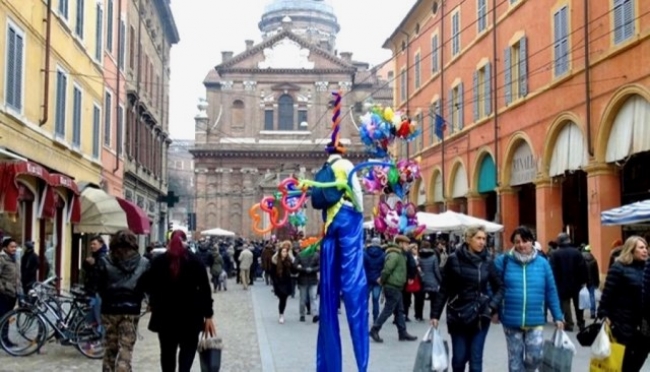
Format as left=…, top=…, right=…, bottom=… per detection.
left=142, top=230, right=215, bottom=372
left=599, top=235, right=649, bottom=371
left=271, top=241, right=294, bottom=324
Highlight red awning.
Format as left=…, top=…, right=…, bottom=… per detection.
left=1, top=161, right=52, bottom=215
left=116, top=197, right=151, bottom=235
left=49, top=174, right=81, bottom=223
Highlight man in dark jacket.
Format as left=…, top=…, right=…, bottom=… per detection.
left=364, top=237, right=385, bottom=323
left=549, top=233, right=588, bottom=331
left=20, top=241, right=39, bottom=293
left=370, top=235, right=417, bottom=343
left=294, top=249, right=320, bottom=322
left=83, top=236, right=108, bottom=331
left=582, top=245, right=600, bottom=319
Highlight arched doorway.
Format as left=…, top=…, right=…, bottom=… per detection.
left=413, top=179, right=427, bottom=211
left=547, top=120, right=589, bottom=245
left=474, top=152, right=497, bottom=220
left=448, top=161, right=468, bottom=213
left=504, top=137, right=537, bottom=233
left=428, top=170, right=444, bottom=213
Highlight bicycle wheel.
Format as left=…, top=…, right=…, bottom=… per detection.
left=0, top=309, right=47, bottom=357
left=73, top=318, right=104, bottom=359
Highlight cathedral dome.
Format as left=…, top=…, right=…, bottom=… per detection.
left=259, top=0, right=340, bottom=50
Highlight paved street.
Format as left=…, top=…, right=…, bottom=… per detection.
left=1, top=277, right=649, bottom=371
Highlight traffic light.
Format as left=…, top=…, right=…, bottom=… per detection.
left=187, top=212, right=197, bottom=231
left=157, top=191, right=180, bottom=208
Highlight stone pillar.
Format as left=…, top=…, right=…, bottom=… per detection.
left=535, top=177, right=563, bottom=250
left=466, top=192, right=487, bottom=219
left=216, top=168, right=233, bottom=229
left=498, top=187, right=519, bottom=248
left=241, top=168, right=258, bottom=236
left=446, top=199, right=461, bottom=212
left=195, top=170, right=208, bottom=232
left=585, top=162, right=622, bottom=273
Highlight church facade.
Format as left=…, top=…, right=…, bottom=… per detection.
left=190, top=0, right=392, bottom=237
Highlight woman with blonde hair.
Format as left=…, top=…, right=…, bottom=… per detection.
left=271, top=240, right=295, bottom=324
left=431, top=226, right=504, bottom=372
left=599, top=235, right=649, bottom=371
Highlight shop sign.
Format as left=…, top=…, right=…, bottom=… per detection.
left=510, top=143, right=536, bottom=186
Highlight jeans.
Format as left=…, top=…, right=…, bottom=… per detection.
left=374, top=286, right=406, bottom=334
left=587, top=285, right=597, bottom=316
left=278, top=293, right=289, bottom=315
left=299, top=284, right=318, bottom=316
left=413, top=290, right=425, bottom=320
left=88, top=294, right=103, bottom=333
left=503, top=326, right=544, bottom=372
left=450, top=326, right=490, bottom=372
left=158, top=328, right=201, bottom=372
left=368, top=283, right=382, bottom=322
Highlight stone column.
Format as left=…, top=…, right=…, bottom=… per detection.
left=585, top=162, right=622, bottom=273
left=534, top=177, right=563, bottom=250
left=241, top=168, right=258, bottom=236
left=466, top=192, right=487, bottom=219
left=195, top=169, right=208, bottom=232
left=216, top=168, right=233, bottom=229
left=498, top=187, right=519, bottom=247
left=446, top=199, right=461, bottom=212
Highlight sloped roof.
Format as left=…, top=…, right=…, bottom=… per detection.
left=215, top=29, right=356, bottom=73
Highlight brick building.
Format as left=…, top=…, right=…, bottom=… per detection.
left=190, top=0, right=392, bottom=237
left=385, top=0, right=650, bottom=269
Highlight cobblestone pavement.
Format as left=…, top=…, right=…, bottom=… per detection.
left=0, top=276, right=262, bottom=372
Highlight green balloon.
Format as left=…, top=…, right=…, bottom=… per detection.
left=388, top=167, right=400, bottom=185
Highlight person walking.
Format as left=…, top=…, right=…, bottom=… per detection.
left=0, top=239, right=21, bottom=345
left=210, top=245, right=224, bottom=293
left=20, top=241, right=39, bottom=293
left=364, top=237, right=385, bottom=323
left=431, top=226, right=504, bottom=372
left=271, top=241, right=294, bottom=324
left=83, top=236, right=108, bottom=332
left=96, top=230, right=149, bottom=372
left=417, top=240, right=442, bottom=323
left=238, top=245, right=254, bottom=290
left=143, top=230, right=215, bottom=372
left=549, top=232, right=588, bottom=331
left=582, top=245, right=600, bottom=319
left=294, top=245, right=320, bottom=323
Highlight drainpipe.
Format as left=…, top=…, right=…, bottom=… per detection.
left=492, top=0, right=502, bottom=248
left=399, top=30, right=410, bottom=159
left=584, top=0, right=593, bottom=156
left=39, top=0, right=53, bottom=126
left=113, top=0, right=123, bottom=173
left=440, top=2, right=446, bottom=210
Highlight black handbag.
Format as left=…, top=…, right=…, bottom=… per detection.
left=576, top=321, right=602, bottom=347
left=446, top=294, right=488, bottom=326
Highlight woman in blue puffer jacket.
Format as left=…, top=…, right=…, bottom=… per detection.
left=493, top=226, right=564, bottom=372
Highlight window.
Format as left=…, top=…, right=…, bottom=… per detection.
left=232, top=100, right=244, bottom=126
left=5, top=21, right=25, bottom=112
left=429, top=99, right=441, bottom=144
left=74, top=0, right=84, bottom=38
left=473, top=62, right=492, bottom=121
left=92, top=104, right=101, bottom=159
left=431, top=34, right=439, bottom=73
left=504, top=36, right=528, bottom=104
left=277, top=95, right=294, bottom=130
left=478, top=0, right=488, bottom=32
left=59, top=0, right=69, bottom=20
left=104, top=91, right=112, bottom=146
left=72, top=85, right=82, bottom=148
left=94, top=3, right=103, bottom=60
left=118, top=19, right=126, bottom=70
left=264, top=109, right=274, bottom=130
left=449, top=83, right=464, bottom=131
left=554, top=6, right=569, bottom=76
left=106, top=0, right=113, bottom=53
left=613, top=0, right=635, bottom=44
left=399, top=68, right=407, bottom=102
left=451, top=11, right=461, bottom=56
left=416, top=112, right=423, bottom=151
left=55, top=69, right=67, bottom=138
left=298, top=109, right=308, bottom=130
left=129, top=26, right=135, bottom=69
left=414, top=53, right=421, bottom=89
left=117, top=105, right=124, bottom=155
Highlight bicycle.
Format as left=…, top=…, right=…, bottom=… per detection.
left=0, top=276, right=104, bottom=359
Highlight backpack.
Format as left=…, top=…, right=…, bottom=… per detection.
left=311, top=158, right=344, bottom=210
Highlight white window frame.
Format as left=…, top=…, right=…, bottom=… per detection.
left=104, top=89, right=113, bottom=148
left=105, top=0, right=114, bottom=53
left=553, top=6, right=569, bottom=77
left=431, top=33, right=439, bottom=73
left=92, top=102, right=102, bottom=159
left=74, top=0, right=84, bottom=39
left=451, top=10, right=461, bottom=56
left=59, top=0, right=69, bottom=21
left=94, top=1, right=103, bottom=62
left=71, top=82, right=83, bottom=149
left=477, top=0, right=488, bottom=33
left=4, top=18, right=26, bottom=114
left=118, top=16, right=127, bottom=71
left=117, top=104, right=125, bottom=155
left=54, top=65, right=69, bottom=139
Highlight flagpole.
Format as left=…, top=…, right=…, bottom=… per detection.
left=441, top=126, right=446, bottom=212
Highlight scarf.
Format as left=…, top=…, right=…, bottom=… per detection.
left=511, top=247, right=537, bottom=265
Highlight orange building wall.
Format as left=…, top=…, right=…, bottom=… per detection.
left=386, top=0, right=650, bottom=272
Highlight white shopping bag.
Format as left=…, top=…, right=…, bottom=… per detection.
left=578, top=287, right=590, bottom=310
left=555, top=329, right=576, bottom=354
left=431, top=328, right=449, bottom=371
left=591, top=323, right=611, bottom=359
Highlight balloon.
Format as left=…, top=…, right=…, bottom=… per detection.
left=249, top=203, right=277, bottom=235
left=270, top=206, right=288, bottom=228
left=260, top=196, right=275, bottom=213
left=279, top=177, right=307, bottom=212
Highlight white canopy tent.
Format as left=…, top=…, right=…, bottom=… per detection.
left=418, top=211, right=503, bottom=233
left=200, top=228, right=236, bottom=237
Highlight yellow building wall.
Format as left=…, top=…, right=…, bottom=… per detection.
left=0, top=1, right=107, bottom=287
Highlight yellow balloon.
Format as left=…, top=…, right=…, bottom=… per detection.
left=373, top=206, right=378, bottom=216
left=383, top=107, right=394, bottom=122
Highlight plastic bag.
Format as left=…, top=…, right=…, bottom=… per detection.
left=555, top=329, right=576, bottom=354
left=579, top=287, right=590, bottom=310
left=431, top=328, right=449, bottom=371
left=591, top=323, right=611, bottom=359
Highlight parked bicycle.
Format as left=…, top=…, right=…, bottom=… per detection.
left=0, top=276, right=104, bottom=359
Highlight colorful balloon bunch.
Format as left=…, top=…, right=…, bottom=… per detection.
left=358, top=106, right=421, bottom=158
left=361, top=159, right=422, bottom=199
left=373, top=200, right=426, bottom=238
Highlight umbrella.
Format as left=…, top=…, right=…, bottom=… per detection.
left=601, top=200, right=650, bottom=226
left=74, top=187, right=129, bottom=234
left=200, top=228, right=236, bottom=237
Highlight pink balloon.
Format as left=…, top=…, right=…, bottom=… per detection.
left=374, top=217, right=387, bottom=232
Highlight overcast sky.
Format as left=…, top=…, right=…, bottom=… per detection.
left=168, top=0, right=416, bottom=139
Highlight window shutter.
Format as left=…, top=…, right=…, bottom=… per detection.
left=484, top=62, right=492, bottom=116
left=6, top=30, right=16, bottom=108
left=95, top=6, right=103, bottom=60
left=448, top=90, right=454, bottom=132
left=472, top=71, right=479, bottom=121
left=429, top=105, right=435, bottom=144
left=623, top=0, right=634, bottom=40
left=553, top=11, right=561, bottom=75
left=561, top=8, right=569, bottom=73
left=458, top=82, right=464, bottom=130
left=504, top=47, right=512, bottom=105
left=519, top=36, right=528, bottom=97
left=431, top=36, right=438, bottom=72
